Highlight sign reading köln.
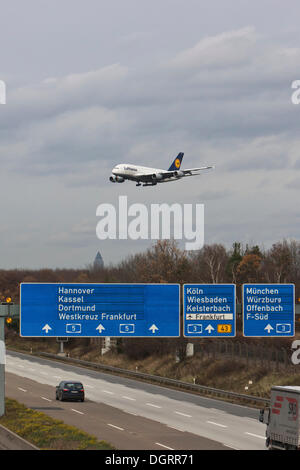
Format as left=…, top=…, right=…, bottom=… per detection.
left=20, top=283, right=180, bottom=337
left=183, top=284, right=236, bottom=337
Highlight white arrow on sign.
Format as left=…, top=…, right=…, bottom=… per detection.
left=149, top=324, right=159, bottom=334
left=42, top=324, right=52, bottom=334
left=205, top=324, right=214, bottom=334
left=264, top=324, right=274, bottom=334
left=96, top=324, right=105, bottom=334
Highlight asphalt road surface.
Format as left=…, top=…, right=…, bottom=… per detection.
left=4, top=351, right=267, bottom=450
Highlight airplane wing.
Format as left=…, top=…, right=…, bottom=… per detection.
left=162, top=165, right=215, bottom=178
left=181, top=165, right=214, bottom=175
left=133, top=165, right=214, bottom=185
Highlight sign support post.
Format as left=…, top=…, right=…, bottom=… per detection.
left=0, top=315, right=5, bottom=417
left=0, top=303, right=20, bottom=417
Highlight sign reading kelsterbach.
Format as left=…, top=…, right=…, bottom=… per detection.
left=183, top=284, right=236, bottom=337
left=243, top=284, right=295, bottom=337
left=20, top=283, right=180, bottom=337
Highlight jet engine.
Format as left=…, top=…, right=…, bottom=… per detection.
left=151, top=173, right=163, bottom=181
left=174, top=170, right=184, bottom=178
left=109, top=175, right=125, bottom=183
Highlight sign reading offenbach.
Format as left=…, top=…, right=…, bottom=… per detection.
left=20, top=283, right=180, bottom=338
left=243, top=283, right=295, bottom=337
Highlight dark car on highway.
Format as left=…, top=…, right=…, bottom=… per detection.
left=55, top=381, right=85, bottom=402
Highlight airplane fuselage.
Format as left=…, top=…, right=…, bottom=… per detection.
left=110, top=163, right=179, bottom=185
left=113, top=164, right=167, bottom=179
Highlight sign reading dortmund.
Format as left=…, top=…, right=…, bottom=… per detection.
left=20, top=283, right=180, bottom=337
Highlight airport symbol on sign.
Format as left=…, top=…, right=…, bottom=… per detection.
left=243, top=284, right=295, bottom=337
left=183, top=284, right=236, bottom=337
left=20, top=283, right=180, bottom=338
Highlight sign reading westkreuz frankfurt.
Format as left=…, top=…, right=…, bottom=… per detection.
left=20, top=283, right=180, bottom=337
left=243, top=284, right=295, bottom=337
left=183, top=284, right=236, bottom=337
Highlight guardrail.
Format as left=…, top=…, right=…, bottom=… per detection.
left=39, top=352, right=270, bottom=406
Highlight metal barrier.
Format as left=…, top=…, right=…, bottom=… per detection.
left=39, top=351, right=270, bottom=406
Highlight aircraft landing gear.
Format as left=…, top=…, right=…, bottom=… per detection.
left=136, top=182, right=141, bottom=187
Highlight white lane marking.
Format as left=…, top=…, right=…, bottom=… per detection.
left=107, top=424, right=124, bottom=431
left=18, top=387, right=27, bottom=392
left=207, top=421, right=227, bottom=428
left=209, top=408, right=226, bottom=413
left=122, top=396, right=136, bottom=401
left=17, top=364, right=24, bottom=369
left=175, top=411, right=192, bottom=418
left=223, top=444, right=240, bottom=450
left=84, top=384, right=94, bottom=389
left=28, top=368, right=35, bottom=372
left=156, top=442, right=174, bottom=450
left=71, top=409, right=84, bottom=415
left=146, top=403, right=162, bottom=409
left=102, top=390, right=114, bottom=394
left=245, top=432, right=265, bottom=440
left=53, top=375, right=62, bottom=379
left=40, top=371, right=48, bottom=376
left=41, top=396, right=52, bottom=402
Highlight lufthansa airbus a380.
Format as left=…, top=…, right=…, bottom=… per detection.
left=109, top=152, right=214, bottom=187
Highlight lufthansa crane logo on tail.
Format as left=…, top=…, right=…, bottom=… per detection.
left=175, top=158, right=181, bottom=169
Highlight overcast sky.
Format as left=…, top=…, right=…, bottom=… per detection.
left=1, top=0, right=300, bottom=269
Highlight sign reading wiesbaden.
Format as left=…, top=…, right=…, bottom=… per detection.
left=183, top=284, right=236, bottom=337
left=243, top=284, right=295, bottom=337
left=20, top=283, right=180, bottom=337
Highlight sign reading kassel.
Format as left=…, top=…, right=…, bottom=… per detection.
left=20, top=283, right=180, bottom=337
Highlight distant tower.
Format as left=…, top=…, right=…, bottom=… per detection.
left=93, top=251, right=104, bottom=270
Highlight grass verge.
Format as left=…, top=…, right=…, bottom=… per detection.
left=0, top=398, right=115, bottom=450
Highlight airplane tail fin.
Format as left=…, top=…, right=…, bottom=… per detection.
left=168, top=152, right=184, bottom=171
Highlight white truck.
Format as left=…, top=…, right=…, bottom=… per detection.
left=259, top=386, right=300, bottom=450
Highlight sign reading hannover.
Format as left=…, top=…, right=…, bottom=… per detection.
left=183, top=284, right=236, bottom=337
left=243, top=284, right=295, bottom=337
left=20, top=283, right=180, bottom=337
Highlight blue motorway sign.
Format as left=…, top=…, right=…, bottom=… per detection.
left=183, top=284, right=236, bottom=337
left=20, top=283, right=180, bottom=337
left=243, top=284, right=295, bottom=337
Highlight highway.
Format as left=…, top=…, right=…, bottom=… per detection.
left=5, top=351, right=266, bottom=450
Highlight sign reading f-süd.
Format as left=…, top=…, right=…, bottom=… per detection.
left=183, top=284, right=236, bottom=337
left=20, top=283, right=180, bottom=337
left=243, top=284, right=295, bottom=337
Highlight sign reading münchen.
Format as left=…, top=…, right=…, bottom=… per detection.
left=243, top=283, right=295, bottom=337
left=20, top=283, right=180, bottom=337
